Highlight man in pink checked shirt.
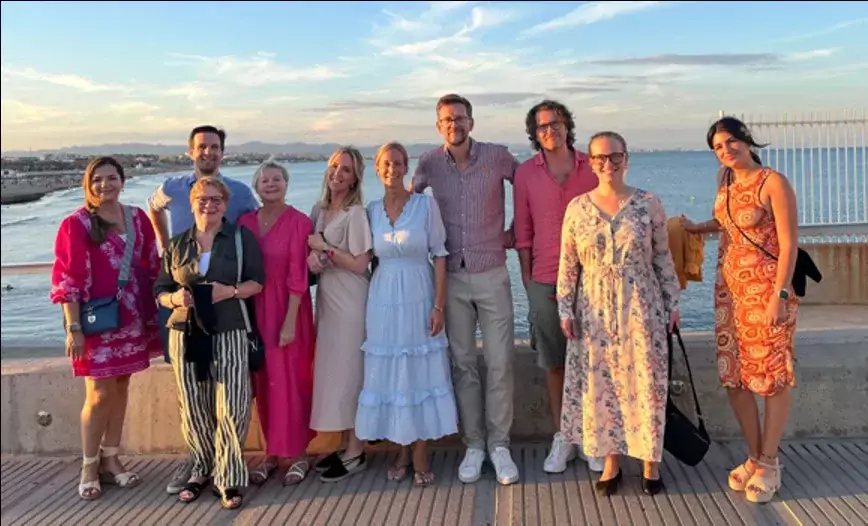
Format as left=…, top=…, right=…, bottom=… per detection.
left=411, top=94, right=521, bottom=486
left=513, top=100, right=603, bottom=475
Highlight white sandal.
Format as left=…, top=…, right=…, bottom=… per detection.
left=745, top=456, right=782, bottom=503
left=283, top=459, right=310, bottom=486
left=79, top=455, right=102, bottom=500
left=100, top=446, right=141, bottom=488
left=728, top=456, right=757, bottom=491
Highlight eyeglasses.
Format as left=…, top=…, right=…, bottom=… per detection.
left=590, top=152, right=627, bottom=165
left=196, top=196, right=224, bottom=206
left=438, top=116, right=469, bottom=126
left=537, top=121, right=563, bottom=135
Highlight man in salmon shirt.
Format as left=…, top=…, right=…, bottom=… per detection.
left=513, top=100, right=602, bottom=474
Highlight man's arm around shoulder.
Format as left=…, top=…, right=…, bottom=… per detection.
left=147, top=180, right=174, bottom=253
left=410, top=152, right=431, bottom=193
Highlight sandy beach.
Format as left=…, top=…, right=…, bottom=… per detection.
left=1, top=165, right=190, bottom=205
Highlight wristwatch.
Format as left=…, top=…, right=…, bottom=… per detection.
left=67, top=322, right=82, bottom=333
left=777, top=289, right=790, bottom=300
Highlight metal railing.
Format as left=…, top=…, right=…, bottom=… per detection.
left=719, top=109, right=867, bottom=229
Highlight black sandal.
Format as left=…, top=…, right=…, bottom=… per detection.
left=221, top=487, right=243, bottom=510
left=178, top=480, right=209, bottom=503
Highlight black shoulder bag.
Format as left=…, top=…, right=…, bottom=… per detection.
left=724, top=169, right=822, bottom=297
left=234, top=227, right=265, bottom=372
left=663, top=328, right=711, bottom=467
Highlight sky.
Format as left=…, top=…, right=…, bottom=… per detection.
left=1, top=1, right=866, bottom=152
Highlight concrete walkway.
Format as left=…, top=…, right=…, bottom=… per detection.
left=2, top=439, right=866, bottom=525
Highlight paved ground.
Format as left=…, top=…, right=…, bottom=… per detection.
left=2, top=439, right=866, bottom=525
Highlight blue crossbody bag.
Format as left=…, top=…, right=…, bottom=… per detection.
left=81, top=205, right=135, bottom=335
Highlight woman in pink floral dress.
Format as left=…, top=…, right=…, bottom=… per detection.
left=238, top=161, right=316, bottom=487
left=557, top=132, right=680, bottom=497
left=50, top=156, right=162, bottom=500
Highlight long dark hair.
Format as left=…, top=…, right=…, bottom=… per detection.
left=525, top=100, right=576, bottom=151
left=82, top=156, right=126, bottom=245
left=706, top=116, right=767, bottom=165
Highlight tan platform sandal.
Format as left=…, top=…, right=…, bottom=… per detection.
left=745, top=456, right=782, bottom=503
left=79, top=455, right=102, bottom=500
left=728, top=456, right=757, bottom=491
left=99, top=446, right=141, bottom=487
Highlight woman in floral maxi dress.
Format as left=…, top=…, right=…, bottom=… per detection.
left=557, top=132, right=680, bottom=497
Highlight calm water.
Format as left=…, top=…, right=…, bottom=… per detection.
left=0, top=151, right=753, bottom=350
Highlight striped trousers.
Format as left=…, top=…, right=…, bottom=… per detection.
left=169, top=329, right=252, bottom=489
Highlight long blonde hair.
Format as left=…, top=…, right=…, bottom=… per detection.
left=318, top=147, right=365, bottom=210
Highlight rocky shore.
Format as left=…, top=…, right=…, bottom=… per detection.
left=1, top=165, right=190, bottom=205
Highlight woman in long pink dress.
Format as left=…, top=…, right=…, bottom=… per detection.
left=50, top=156, right=162, bottom=500
left=238, top=161, right=316, bottom=486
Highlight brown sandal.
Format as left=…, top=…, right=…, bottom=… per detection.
left=413, top=470, right=435, bottom=486
left=388, top=462, right=411, bottom=482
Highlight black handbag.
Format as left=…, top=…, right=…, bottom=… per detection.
left=234, top=227, right=265, bottom=372
left=663, top=328, right=711, bottom=467
left=725, top=168, right=822, bottom=297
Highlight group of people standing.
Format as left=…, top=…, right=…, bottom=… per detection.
left=49, top=93, right=801, bottom=510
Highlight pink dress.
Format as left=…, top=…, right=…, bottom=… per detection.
left=49, top=206, right=162, bottom=379
left=238, top=206, right=316, bottom=458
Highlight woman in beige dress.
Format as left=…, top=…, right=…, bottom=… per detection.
left=307, top=146, right=374, bottom=483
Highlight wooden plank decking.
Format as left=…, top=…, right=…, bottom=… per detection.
left=2, top=439, right=866, bottom=525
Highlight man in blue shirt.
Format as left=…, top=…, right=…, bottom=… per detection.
left=148, top=125, right=259, bottom=249
left=147, top=125, right=258, bottom=495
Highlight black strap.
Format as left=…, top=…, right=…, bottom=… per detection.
left=724, top=168, right=778, bottom=262
left=667, top=327, right=706, bottom=431
left=234, top=228, right=252, bottom=333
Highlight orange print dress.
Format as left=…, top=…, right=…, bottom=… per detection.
left=713, top=167, right=798, bottom=397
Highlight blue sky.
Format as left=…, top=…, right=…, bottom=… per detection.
left=1, top=1, right=866, bottom=152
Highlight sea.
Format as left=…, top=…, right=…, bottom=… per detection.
left=1, top=149, right=861, bottom=354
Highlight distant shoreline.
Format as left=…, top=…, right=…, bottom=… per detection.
left=2, top=164, right=193, bottom=205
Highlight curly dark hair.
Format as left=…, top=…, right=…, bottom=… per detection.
left=525, top=100, right=576, bottom=151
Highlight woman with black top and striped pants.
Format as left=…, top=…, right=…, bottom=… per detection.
left=155, top=176, right=264, bottom=510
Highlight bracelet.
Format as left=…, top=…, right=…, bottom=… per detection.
left=433, top=305, right=444, bottom=312
left=66, top=322, right=82, bottom=333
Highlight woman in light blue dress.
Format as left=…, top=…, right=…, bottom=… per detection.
left=355, top=141, right=458, bottom=486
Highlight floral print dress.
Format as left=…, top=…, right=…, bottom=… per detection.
left=712, top=167, right=798, bottom=396
left=556, top=189, right=680, bottom=462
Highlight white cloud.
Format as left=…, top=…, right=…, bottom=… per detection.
left=167, top=52, right=347, bottom=87
left=382, top=9, right=429, bottom=32
left=522, top=1, right=671, bottom=37
left=0, top=100, right=70, bottom=125
left=109, top=101, right=161, bottom=114
left=0, top=66, right=131, bottom=93
left=797, top=62, right=868, bottom=80
left=774, top=18, right=868, bottom=43
left=786, top=48, right=840, bottom=62
left=310, top=111, right=343, bottom=133
left=382, top=6, right=514, bottom=57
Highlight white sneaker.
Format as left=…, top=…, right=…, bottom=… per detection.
left=490, top=447, right=520, bottom=485
left=543, top=432, right=577, bottom=473
left=587, top=456, right=605, bottom=472
left=458, top=448, right=486, bottom=483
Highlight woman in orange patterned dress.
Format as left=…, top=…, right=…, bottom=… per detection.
left=682, top=116, right=799, bottom=504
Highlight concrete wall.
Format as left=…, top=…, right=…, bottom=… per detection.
left=2, top=325, right=865, bottom=456
left=800, top=243, right=868, bottom=305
